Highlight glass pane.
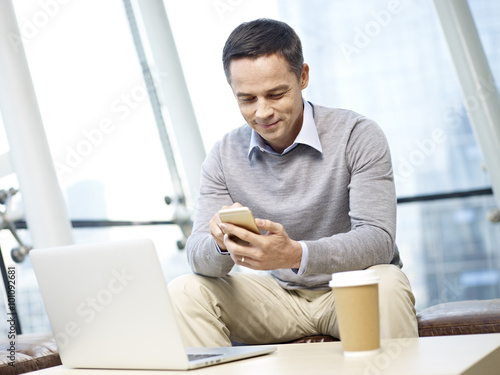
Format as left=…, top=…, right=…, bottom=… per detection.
left=273, top=0, right=500, bottom=308
left=0, top=0, right=190, bottom=335
left=276, top=0, right=499, bottom=197
left=1, top=0, right=500, bottom=337
left=164, top=0, right=500, bottom=311
left=398, top=195, right=500, bottom=310
left=8, top=0, right=175, bottom=222
left=163, top=0, right=279, bottom=152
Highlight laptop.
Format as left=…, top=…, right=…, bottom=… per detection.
left=30, top=238, right=276, bottom=370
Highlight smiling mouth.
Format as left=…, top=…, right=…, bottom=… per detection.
left=257, top=120, right=279, bottom=129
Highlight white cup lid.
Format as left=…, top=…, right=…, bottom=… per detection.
left=329, top=269, right=379, bottom=288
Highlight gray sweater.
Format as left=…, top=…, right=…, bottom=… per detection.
left=186, top=103, right=402, bottom=290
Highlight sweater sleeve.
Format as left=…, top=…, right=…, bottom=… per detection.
left=302, top=118, right=397, bottom=275
left=185, top=141, right=237, bottom=277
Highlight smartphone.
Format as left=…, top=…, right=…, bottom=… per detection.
left=218, top=207, right=260, bottom=245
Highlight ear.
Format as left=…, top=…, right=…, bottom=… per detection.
left=300, top=63, right=310, bottom=90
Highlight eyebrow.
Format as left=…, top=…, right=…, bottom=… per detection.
left=236, top=84, right=290, bottom=98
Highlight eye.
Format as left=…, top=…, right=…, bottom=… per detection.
left=239, top=96, right=255, bottom=103
left=269, top=92, right=285, bottom=99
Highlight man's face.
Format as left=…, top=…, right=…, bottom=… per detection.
left=229, top=54, right=309, bottom=153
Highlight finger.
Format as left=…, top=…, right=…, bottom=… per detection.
left=209, top=218, right=227, bottom=249
left=229, top=250, right=252, bottom=267
left=222, top=223, right=260, bottom=246
left=255, top=218, right=282, bottom=234
left=210, top=218, right=224, bottom=237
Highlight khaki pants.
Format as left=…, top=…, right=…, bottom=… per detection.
left=168, top=264, right=418, bottom=347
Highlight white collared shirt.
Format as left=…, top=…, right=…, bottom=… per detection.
left=248, top=99, right=322, bottom=159
left=245, top=99, right=321, bottom=275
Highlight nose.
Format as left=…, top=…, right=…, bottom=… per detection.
left=255, top=99, right=273, bottom=122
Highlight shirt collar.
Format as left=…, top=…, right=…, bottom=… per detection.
left=248, top=100, right=322, bottom=160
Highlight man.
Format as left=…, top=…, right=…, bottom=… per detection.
left=168, top=18, right=418, bottom=347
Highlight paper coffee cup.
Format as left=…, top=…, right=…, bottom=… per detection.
left=329, top=269, right=380, bottom=357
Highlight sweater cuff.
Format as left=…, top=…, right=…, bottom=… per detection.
left=215, top=241, right=230, bottom=255
left=292, top=241, right=309, bottom=275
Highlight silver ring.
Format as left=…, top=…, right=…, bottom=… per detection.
left=241, top=256, right=245, bottom=263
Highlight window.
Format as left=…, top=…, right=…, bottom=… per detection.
left=166, top=0, right=500, bottom=310
left=1, top=0, right=499, bottom=334
left=0, top=0, right=187, bottom=334
left=272, top=0, right=500, bottom=309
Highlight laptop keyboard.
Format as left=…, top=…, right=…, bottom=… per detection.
left=188, top=353, right=223, bottom=361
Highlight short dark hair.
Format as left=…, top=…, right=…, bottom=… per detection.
left=222, top=18, right=304, bottom=83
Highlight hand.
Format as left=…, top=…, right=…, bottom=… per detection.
left=221, top=218, right=302, bottom=271
left=209, top=202, right=243, bottom=251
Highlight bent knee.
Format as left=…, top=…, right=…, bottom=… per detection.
left=368, top=265, right=415, bottom=302
left=168, top=273, right=223, bottom=305
left=169, top=273, right=209, bottom=296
